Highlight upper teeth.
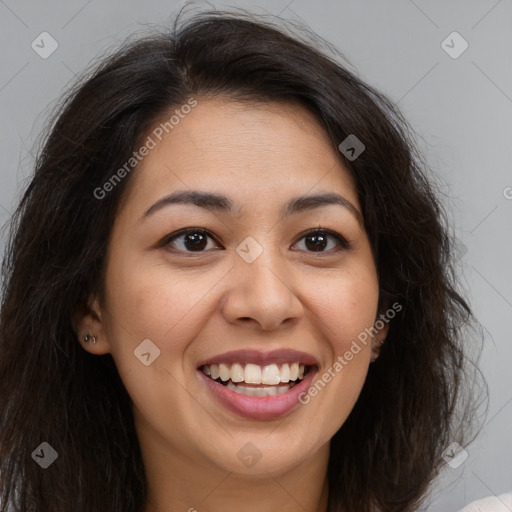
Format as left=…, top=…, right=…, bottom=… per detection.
left=202, top=362, right=306, bottom=385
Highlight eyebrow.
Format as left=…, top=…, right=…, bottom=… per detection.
left=141, top=190, right=363, bottom=226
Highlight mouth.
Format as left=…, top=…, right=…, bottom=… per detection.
left=199, top=362, right=312, bottom=397
left=196, top=349, right=319, bottom=420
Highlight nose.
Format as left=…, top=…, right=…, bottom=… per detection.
left=220, top=247, right=304, bottom=331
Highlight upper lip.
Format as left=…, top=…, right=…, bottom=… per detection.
left=197, top=348, right=319, bottom=368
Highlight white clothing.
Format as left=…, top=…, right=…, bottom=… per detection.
left=457, top=492, right=512, bottom=512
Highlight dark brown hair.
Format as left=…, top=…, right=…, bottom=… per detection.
left=0, top=8, right=487, bottom=512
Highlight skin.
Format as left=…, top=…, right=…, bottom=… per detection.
left=76, top=97, right=388, bottom=512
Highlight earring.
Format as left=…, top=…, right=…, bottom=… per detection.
left=84, top=334, right=97, bottom=344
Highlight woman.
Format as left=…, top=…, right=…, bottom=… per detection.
left=0, top=8, right=488, bottom=512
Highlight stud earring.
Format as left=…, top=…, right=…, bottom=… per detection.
left=84, top=334, right=97, bottom=344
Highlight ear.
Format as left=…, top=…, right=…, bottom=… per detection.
left=370, top=314, right=390, bottom=363
left=73, top=295, right=111, bottom=355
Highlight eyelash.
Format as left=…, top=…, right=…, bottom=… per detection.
left=160, top=226, right=351, bottom=256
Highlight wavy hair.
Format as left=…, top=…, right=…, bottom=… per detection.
left=0, top=8, right=487, bottom=512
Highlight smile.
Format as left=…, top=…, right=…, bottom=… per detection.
left=201, top=362, right=309, bottom=397
left=196, top=349, right=319, bottom=420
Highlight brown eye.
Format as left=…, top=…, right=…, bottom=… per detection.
left=161, top=226, right=350, bottom=256
left=164, top=228, right=219, bottom=253
left=293, top=228, right=350, bottom=254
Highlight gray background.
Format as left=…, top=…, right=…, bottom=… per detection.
left=1, top=0, right=511, bottom=510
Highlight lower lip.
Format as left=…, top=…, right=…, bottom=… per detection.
left=198, top=368, right=317, bottom=420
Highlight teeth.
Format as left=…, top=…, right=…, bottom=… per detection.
left=244, top=364, right=261, bottom=384
left=219, top=363, right=230, bottom=382
left=289, top=362, right=299, bottom=381
left=261, top=364, right=280, bottom=385
left=201, top=362, right=307, bottom=385
left=210, top=364, right=220, bottom=380
left=226, top=381, right=291, bottom=397
left=280, top=363, right=290, bottom=383
left=230, top=363, right=244, bottom=383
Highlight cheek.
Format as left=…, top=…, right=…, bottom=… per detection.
left=297, top=266, right=379, bottom=437
left=101, top=261, right=217, bottom=426
left=307, top=266, right=379, bottom=349
left=103, top=257, right=225, bottom=367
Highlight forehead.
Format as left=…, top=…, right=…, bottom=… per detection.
left=121, top=97, right=359, bottom=215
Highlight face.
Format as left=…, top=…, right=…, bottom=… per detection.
left=78, top=97, right=387, bottom=478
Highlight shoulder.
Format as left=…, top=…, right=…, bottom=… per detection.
left=457, top=492, right=512, bottom=512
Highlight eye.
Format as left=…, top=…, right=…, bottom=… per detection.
left=293, top=227, right=350, bottom=254
left=161, top=226, right=350, bottom=256
left=163, top=228, right=220, bottom=254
